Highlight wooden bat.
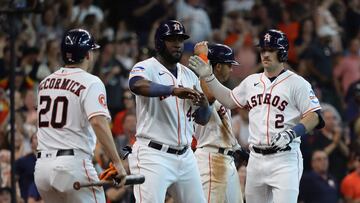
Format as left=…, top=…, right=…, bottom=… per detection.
left=73, top=174, right=145, bottom=190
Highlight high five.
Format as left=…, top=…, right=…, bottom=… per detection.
left=189, top=29, right=325, bottom=203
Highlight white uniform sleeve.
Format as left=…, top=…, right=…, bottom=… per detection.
left=230, top=79, right=248, bottom=108
left=83, top=81, right=111, bottom=120
left=293, top=78, right=321, bottom=117
left=200, top=76, right=236, bottom=109
left=129, top=64, right=152, bottom=80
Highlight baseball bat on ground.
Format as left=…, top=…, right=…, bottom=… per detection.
left=73, top=174, right=145, bottom=190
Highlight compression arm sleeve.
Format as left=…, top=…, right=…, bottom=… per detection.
left=205, top=75, right=238, bottom=109
left=129, top=76, right=174, bottom=97
left=193, top=105, right=212, bottom=126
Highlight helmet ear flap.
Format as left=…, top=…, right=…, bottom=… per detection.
left=277, top=50, right=288, bottom=62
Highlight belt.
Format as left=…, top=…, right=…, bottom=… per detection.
left=37, top=149, right=75, bottom=158
left=148, top=141, right=188, bottom=155
left=252, top=146, right=291, bottom=155
left=218, top=148, right=235, bottom=156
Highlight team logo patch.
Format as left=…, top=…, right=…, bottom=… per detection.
left=130, top=66, right=145, bottom=73
left=309, top=90, right=319, bottom=104
left=98, top=94, right=107, bottom=108
left=264, top=33, right=271, bottom=42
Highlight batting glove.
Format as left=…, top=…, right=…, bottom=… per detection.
left=188, top=55, right=213, bottom=79
left=271, top=129, right=297, bottom=150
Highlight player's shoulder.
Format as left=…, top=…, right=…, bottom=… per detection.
left=179, top=63, right=198, bottom=78
left=285, top=70, right=311, bottom=86
left=132, top=57, right=157, bottom=69
left=242, top=72, right=262, bottom=83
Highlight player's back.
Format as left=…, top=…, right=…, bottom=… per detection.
left=37, top=67, right=105, bottom=155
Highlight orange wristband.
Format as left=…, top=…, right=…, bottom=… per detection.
left=198, top=53, right=208, bottom=63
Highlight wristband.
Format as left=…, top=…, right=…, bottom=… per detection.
left=198, top=53, right=208, bottom=63
left=291, top=123, right=306, bottom=137
left=204, top=74, right=215, bottom=83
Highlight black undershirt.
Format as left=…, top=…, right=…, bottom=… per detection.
left=268, top=69, right=286, bottom=82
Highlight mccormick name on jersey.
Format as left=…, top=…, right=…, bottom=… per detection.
left=38, top=78, right=86, bottom=96
left=245, top=93, right=288, bottom=111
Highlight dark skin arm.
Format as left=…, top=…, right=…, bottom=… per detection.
left=130, top=78, right=202, bottom=101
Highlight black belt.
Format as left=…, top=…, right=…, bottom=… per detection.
left=37, top=149, right=75, bottom=158
left=252, top=146, right=291, bottom=155
left=148, top=141, right=188, bottom=155
left=218, top=148, right=235, bottom=156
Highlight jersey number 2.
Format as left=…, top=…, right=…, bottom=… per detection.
left=38, top=96, right=68, bottom=128
left=275, top=114, right=284, bottom=128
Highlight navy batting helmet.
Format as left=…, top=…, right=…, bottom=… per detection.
left=61, top=29, right=100, bottom=64
left=258, top=29, right=289, bottom=62
left=208, top=44, right=239, bottom=65
left=155, top=20, right=190, bottom=51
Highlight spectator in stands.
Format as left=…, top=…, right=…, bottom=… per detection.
left=36, top=39, right=61, bottom=81
left=348, top=118, right=360, bottom=171
left=295, top=18, right=316, bottom=62
left=15, top=133, right=37, bottom=202
left=114, top=112, right=137, bottom=150
left=35, top=5, right=62, bottom=44
left=71, top=0, right=104, bottom=24
left=344, top=0, right=360, bottom=41
left=312, top=104, right=350, bottom=181
left=344, top=80, right=360, bottom=140
left=0, top=187, right=11, bottom=203
left=277, top=8, right=300, bottom=65
left=112, top=90, right=136, bottom=136
left=333, top=38, right=360, bottom=107
left=93, top=40, right=126, bottom=116
left=314, top=0, right=343, bottom=53
left=341, top=152, right=360, bottom=203
left=129, top=0, right=174, bottom=46
left=299, top=150, right=339, bottom=203
left=176, top=0, right=212, bottom=43
left=300, top=26, right=339, bottom=109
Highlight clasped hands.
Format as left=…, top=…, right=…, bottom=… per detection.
left=172, top=86, right=208, bottom=107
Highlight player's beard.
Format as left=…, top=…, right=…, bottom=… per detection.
left=159, top=48, right=182, bottom=64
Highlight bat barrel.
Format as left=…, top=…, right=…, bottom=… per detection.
left=73, top=174, right=145, bottom=190
left=125, top=174, right=145, bottom=185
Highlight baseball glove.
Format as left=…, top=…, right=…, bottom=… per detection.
left=99, top=162, right=118, bottom=180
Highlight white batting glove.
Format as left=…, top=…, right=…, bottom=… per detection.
left=271, top=129, right=297, bottom=150
left=188, top=55, right=213, bottom=79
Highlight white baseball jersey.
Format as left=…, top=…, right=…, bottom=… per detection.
left=128, top=57, right=207, bottom=203
left=230, top=69, right=320, bottom=203
left=231, top=70, right=321, bottom=147
left=129, top=57, right=202, bottom=147
left=195, top=101, right=238, bottom=149
left=37, top=67, right=111, bottom=155
left=194, top=100, right=243, bottom=203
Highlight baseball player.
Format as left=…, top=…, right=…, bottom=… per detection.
left=193, top=43, right=243, bottom=203
left=35, top=29, right=127, bottom=203
left=127, top=20, right=211, bottom=203
left=189, top=29, right=325, bottom=203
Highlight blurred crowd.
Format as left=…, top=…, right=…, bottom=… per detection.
left=0, top=0, right=359, bottom=202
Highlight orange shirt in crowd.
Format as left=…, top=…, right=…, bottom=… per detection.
left=112, top=110, right=128, bottom=136
left=341, top=171, right=360, bottom=200
left=224, top=32, right=253, bottom=48
left=278, top=22, right=300, bottom=64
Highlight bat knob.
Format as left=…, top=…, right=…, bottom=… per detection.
left=73, top=181, right=81, bottom=190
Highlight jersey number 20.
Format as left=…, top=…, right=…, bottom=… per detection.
left=38, top=95, right=68, bottom=128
